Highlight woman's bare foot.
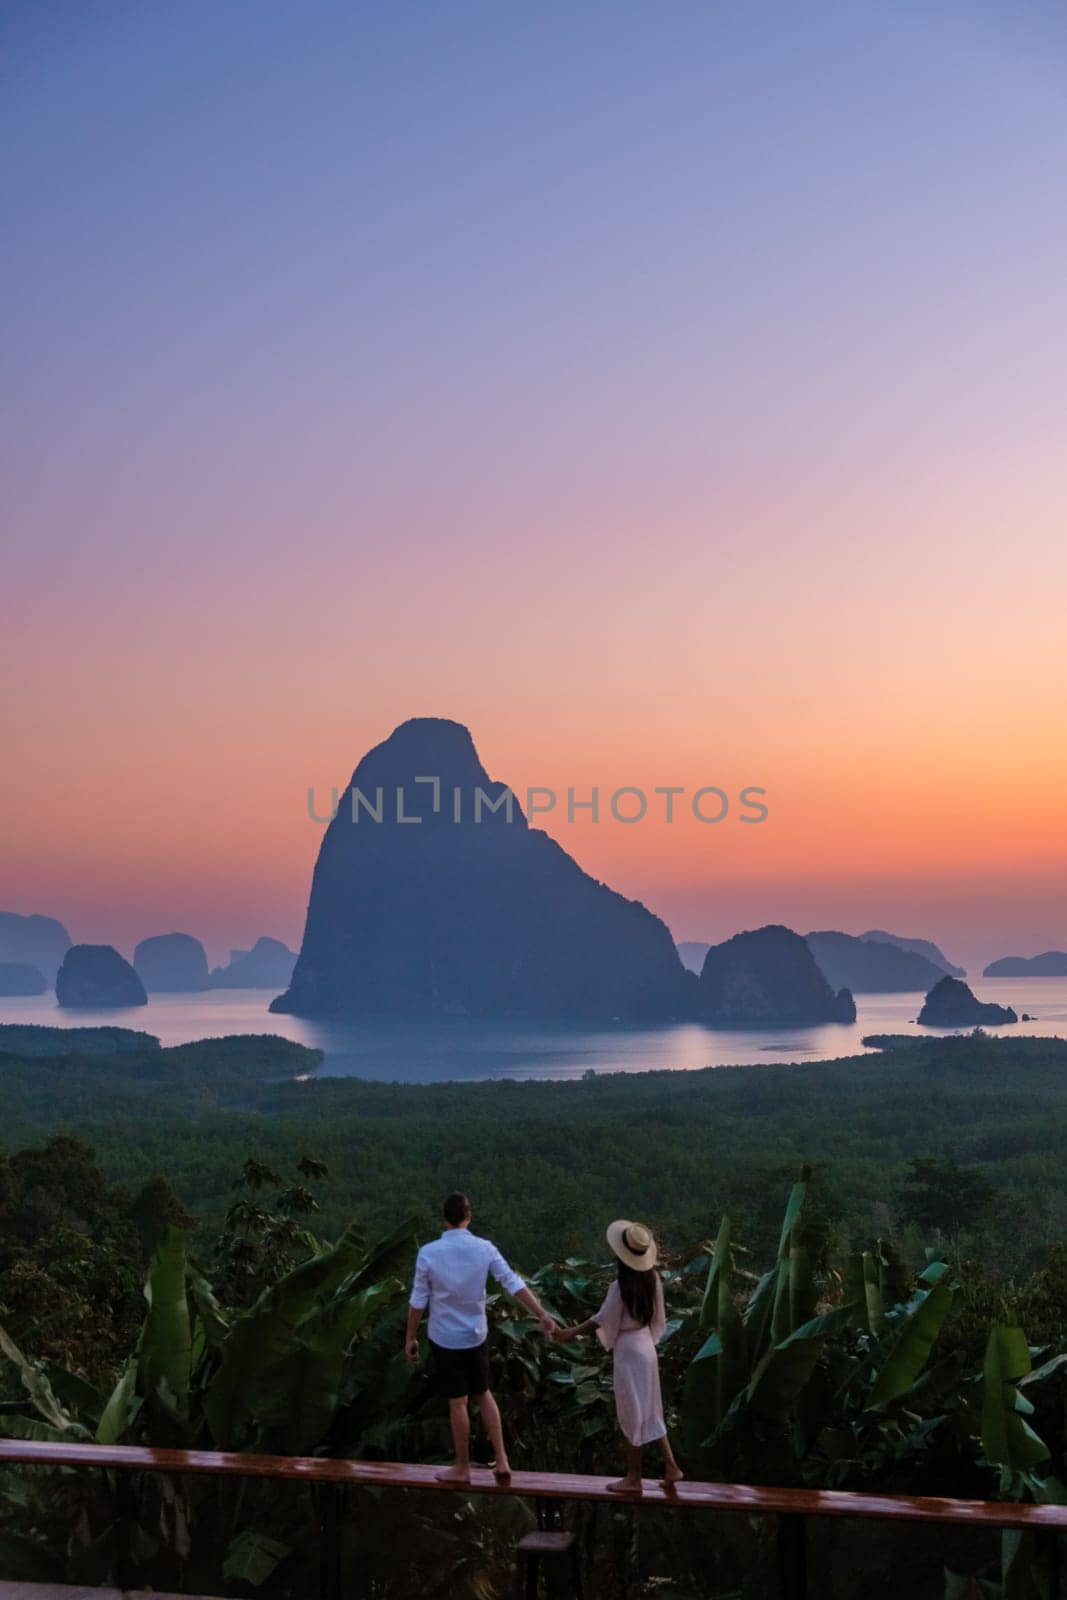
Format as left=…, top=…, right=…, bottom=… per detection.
left=660, top=1463, right=684, bottom=1491
left=606, top=1476, right=643, bottom=1495
left=492, top=1458, right=512, bottom=1482
left=435, top=1464, right=471, bottom=1483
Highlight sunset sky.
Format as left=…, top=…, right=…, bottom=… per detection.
left=4, top=2, right=1066, bottom=973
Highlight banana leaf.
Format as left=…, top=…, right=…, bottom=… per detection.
left=844, top=1252, right=876, bottom=1333
left=334, top=1214, right=419, bottom=1300
left=0, top=1322, right=87, bottom=1437
left=1020, top=1352, right=1067, bottom=1390
left=138, top=1225, right=191, bottom=1419
left=783, top=1226, right=818, bottom=1342
left=96, top=1359, right=140, bottom=1446
left=683, top=1215, right=747, bottom=1451
left=257, top=1278, right=403, bottom=1452
left=204, top=1216, right=415, bottom=1447
left=981, top=1325, right=1050, bottom=1476
left=223, top=1530, right=291, bottom=1587
left=745, top=1168, right=810, bottom=1360
left=866, top=1276, right=955, bottom=1412
left=746, top=1304, right=856, bottom=1422
left=186, top=1264, right=229, bottom=1351
left=0, top=1414, right=72, bottom=1443
left=42, top=1363, right=104, bottom=1421
left=943, top=1570, right=1000, bottom=1598
left=698, top=1215, right=733, bottom=1332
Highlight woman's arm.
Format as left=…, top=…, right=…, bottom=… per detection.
left=552, top=1317, right=599, bottom=1342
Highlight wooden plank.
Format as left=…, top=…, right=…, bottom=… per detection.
left=0, top=1589, right=223, bottom=1599
left=1, top=1438, right=1063, bottom=1530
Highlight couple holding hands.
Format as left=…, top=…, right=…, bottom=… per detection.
left=405, top=1191, right=684, bottom=1494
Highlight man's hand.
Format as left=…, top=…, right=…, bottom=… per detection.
left=539, top=1313, right=559, bottom=1337
left=405, top=1336, right=421, bottom=1365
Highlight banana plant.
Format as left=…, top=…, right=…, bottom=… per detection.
left=204, top=1214, right=415, bottom=1451
left=2, top=1208, right=418, bottom=1594
left=0, top=1323, right=89, bottom=1441
left=866, top=1262, right=956, bottom=1411
left=970, top=1327, right=1056, bottom=1599
left=137, top=1224, right=193, bottom=1436
left=680, top=1173, right=962, bottom=1486
left=681, top=1214, right=748, bottom=1459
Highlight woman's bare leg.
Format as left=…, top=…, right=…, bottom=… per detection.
left=607, top=1441, right=644, bottom=1494
left=658, top=1434, right=684, bottom=1488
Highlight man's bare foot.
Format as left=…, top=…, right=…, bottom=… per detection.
left=435, top=1464, right=471, bottom=1483
left=606, top=1476, right=643, bottom=1495
left=660, top=1464, right=684, bottom=1491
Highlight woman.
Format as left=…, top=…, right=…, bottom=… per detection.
left=552, top=1219, right=684, bottom=1494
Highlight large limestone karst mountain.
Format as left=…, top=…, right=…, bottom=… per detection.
left=271, top=718, right=694, bottom=1021
left=56, top=944, right=148, bottom=1008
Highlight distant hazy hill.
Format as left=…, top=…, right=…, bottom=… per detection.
left=0, top=962, right=48, bottom=996
left=272, top=717, right=694, bottom=1021
left=0, top=912, right=71, bottom=983
left=209, top=937, right=297, bottom=989
left=984, top=952, right=1067, bottom=977
left=862, top=929, right=965, bottom=978
left=0, top=1022, right=160, bottom=1055
left=696, top=925, right=855, bottom=1025
left=676, top=941, right=710, bottom=974
left=917, top=976, right=1017, bottom=1027
left=135, top=932, right=209, bottom=992
left=681, top=931, right=945, bottom=992
left=805, top=931, right=946, bottom=993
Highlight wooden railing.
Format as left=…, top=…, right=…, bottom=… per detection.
left=1, top=1439, right=1063, bottom=1599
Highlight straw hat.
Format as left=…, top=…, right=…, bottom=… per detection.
left=606, top=1219, right=658, bottom=1271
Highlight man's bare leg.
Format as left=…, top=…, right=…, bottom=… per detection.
left=477, top=1389, right=511, bottom=1478
left=607, top=1441, right=643, bottom=1494
left=436, top=1395, right=472, bottom=1482
left=658, top=1434, right=684, bottom=1489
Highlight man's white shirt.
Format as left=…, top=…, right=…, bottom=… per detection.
left=409, top=1228, right=525, bottom=1349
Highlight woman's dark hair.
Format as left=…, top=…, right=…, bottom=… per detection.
left=617, top=1260, right=657, bottom=1326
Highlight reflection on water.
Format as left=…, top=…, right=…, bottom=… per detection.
left=0, top=978, right=1064, bottom=1084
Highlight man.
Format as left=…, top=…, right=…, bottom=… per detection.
left=406, top=1191, right=556, bottom=1482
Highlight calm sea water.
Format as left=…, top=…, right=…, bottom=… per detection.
left=0, top=977, right=1064, bottom=1083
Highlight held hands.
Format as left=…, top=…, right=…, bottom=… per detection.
left=538, top=1312, right=559, bottom=1338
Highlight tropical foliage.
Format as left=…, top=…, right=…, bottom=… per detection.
left=6, top=1030, right=1067, bottom=1280
left=5, top=1155, right=1067, bottom=1597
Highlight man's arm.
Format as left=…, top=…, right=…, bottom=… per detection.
left=405, top=1303, right=424, bottom=1364
left=488, top=1243, right=557, bottom=1334
left=406, top=1248, right=430, bottom=1362
left=515, top=1283, right=558, bottom=1336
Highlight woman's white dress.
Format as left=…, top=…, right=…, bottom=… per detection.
left=592, top=1276, right=667, bottom=1447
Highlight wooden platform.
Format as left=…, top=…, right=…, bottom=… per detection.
left=3, top=1437, right=1067, bottom=1530
left=0, top=1588, right=223, bottom=1600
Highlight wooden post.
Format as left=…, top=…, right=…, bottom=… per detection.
left=1044, top=1527, right=1061, bottom=1600
left=776, top=1513, right=807, bottom=1600
left=317, top=1481, right=345, bottom=1600
left=112, top=1468, right=135, bottom=1593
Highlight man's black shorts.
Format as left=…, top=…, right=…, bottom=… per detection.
left=430, top=1338, right=490, bottom=1399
